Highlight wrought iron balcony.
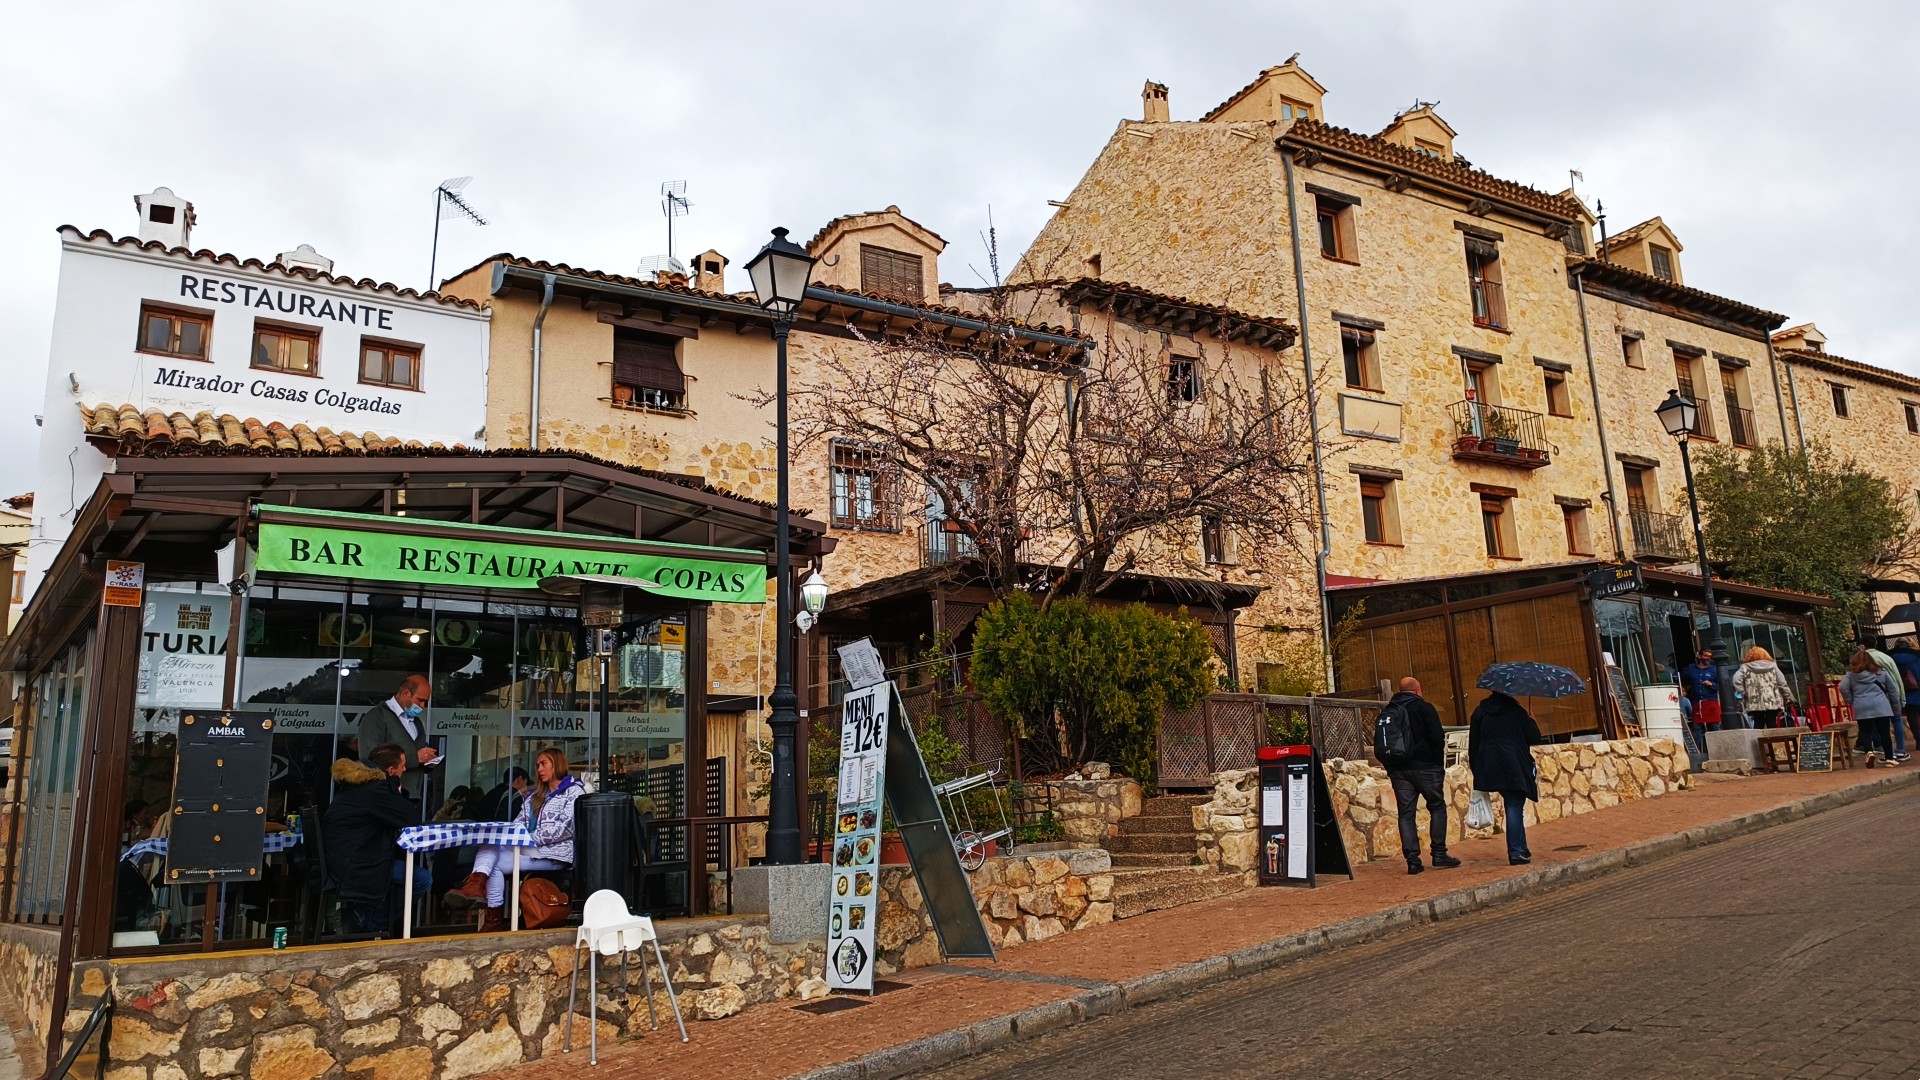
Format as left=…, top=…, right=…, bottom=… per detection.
left=1628, top=508, right=1693, bottom=562
left=921, top=521, right=980, bottom=566
left=1448, top=401, right=1551, bottom=469
left=1727, top=405, right=1756, bottom=448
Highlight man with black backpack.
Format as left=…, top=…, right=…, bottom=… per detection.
left=1376, top=677, right=1460, bottom=875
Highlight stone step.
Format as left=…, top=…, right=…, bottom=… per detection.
left=1113, top=817, right=1198, bottom=837
left=1105, top=832, right=1198, bottom=855
left=1107, top=852, right=1198, bottom=869
left=1112, top=872, right=1250, bottom=920
left=1107, top=866, right=1210, bottom=893
left=1135, top=795, right=1209, bottom=818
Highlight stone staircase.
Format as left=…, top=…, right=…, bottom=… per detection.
left=1105, top=794, right=1249, bottom=918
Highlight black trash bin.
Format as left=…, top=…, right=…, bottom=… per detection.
left=572, top=792, right=636, bottom=902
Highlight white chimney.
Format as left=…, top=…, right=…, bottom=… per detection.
left=276, top=244, right=334, bottom=274
left=134, top=187, right=193, bottom=248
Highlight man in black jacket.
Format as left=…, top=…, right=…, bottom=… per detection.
left=322, top=743, right=420, bottom=934
left=1382, top=677, right=1460, bottom=875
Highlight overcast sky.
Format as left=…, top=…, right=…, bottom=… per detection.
left=2, top=1, right=1914, bottom=498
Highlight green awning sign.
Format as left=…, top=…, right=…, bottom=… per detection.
left=254, top=512, right=767, bottom=604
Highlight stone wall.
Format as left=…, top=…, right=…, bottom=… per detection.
left=873, top=850, right=1115, bottom=969
left=75, top=916, right=824, bottom=1080
left=1325, top=737, right=1691, bottom=861
left=1034, top=777, right=1144, bottom=847
left=1192, top=769, right=1259, bottom=884
left=0, top=921, right=60, bottom=1055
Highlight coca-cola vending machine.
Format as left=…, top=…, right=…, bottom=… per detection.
left=1255, top=744, right=1352, bottom=887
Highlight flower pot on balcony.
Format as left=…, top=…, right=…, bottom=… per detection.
left=1489, top=437, right=1521, bottom=456
left=1455, top=435, right=1483, bottom=453
left=612, top=384, right=634, bottom=406
left=1521, top=447, right=1546, bottom=462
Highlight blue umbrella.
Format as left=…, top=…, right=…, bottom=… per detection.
left=1477, top=662, right=1588, bottom=699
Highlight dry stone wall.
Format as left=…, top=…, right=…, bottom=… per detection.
left=1035, top=777, right=1144, bottom=847
left=0, top=922, right=60, bottom=1054
left=1191, top=738, right=1690, bottom=868
left=873, top=850, right=1116, bottom=968
left=77, top=918, right=824, bottom=1080
left=1325, top=737, right=1691, bottom=860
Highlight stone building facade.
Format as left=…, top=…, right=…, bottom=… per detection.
left=1013, top=59, right=1917, bottom=696
left=439, top=225, right=1312, bottom=847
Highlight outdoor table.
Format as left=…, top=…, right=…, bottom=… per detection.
left=396, top=821, right=534, bottom=938
left=1757, top=732, right=1800, bottom=773
left=120, top=832, right=302, bottom=862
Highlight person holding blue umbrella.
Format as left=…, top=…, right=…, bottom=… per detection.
left=1470, top=663, right=1573, bottom=865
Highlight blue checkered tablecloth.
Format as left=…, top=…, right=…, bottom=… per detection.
left=397, top=821, right=534, bottom=853
left=121, top=833, right=302, bottom=862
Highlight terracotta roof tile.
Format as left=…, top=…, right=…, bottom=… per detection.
left=1597, top=217, right=1665, bottom=253
left=1571, top=257, right=1785, bottom=333
left=1044, top=278, right=1297, bottom=349
left=76, top=405, right=789, bottom=512
left=80, top=404, right=457, bottom=456
left=464, top=254, right=1086, bottom=343
left=804, top=206, right=947, bottom=254
left=3, top=493, right=30, bottom=510
left=58, top=228, right=487, bottom=311
left=1280, top=119, right=1582, bottom=221
left=1775, top=348, right=1920, bottom=396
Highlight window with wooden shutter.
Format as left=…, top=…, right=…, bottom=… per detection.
left=859, top=245, right=924, bottom=302
left=612, top=328, right=686, bottom=410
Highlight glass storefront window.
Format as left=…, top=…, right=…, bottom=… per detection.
left=99, top=576, right=706, bottom=949
left=13, top=631, right=92, bottom=924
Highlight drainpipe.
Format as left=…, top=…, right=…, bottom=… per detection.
left=1774, top=338, right=1807, bottom=453
left=1763, top=335, right=1791, bottom=449
left=1280, top=147, right=1335, bottom=688
left=1572, top=265, right=1625, bottom=559
left=529, top=273, right=556, bottom=450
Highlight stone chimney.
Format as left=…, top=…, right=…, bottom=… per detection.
left=276, top=244, right=334, bottom=275
left=134, top=186, right=194, bottom=248
left=693, top=249, right=728, bottom=293
left=1142, top=81, right=1170, bottom=123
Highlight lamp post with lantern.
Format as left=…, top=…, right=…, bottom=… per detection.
left=1656, top=388, right=1737, bottom=735
left=745, top=227, right=820, bottom=865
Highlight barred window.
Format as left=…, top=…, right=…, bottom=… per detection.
left=830, top=440, right=902, bottom=531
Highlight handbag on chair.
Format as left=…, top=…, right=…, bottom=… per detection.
left=520, top=877, right=570, bottom=930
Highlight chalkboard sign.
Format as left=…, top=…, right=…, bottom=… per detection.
left=166, top=710, right=275, bottom=884
left=1605, top=665, right=1639, bottom=735
left=1796, top=731, right=1833, bottom=773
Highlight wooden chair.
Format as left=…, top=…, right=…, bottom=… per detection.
left=1757, top=733, right=1800, bottom=774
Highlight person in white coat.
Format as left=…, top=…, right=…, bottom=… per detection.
left=1732, top=646, right=1794, bottom=729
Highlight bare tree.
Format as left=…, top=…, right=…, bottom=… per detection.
left=774, top=281, right=1322, bottom=604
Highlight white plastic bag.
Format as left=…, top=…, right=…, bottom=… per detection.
left=1466, top=790, right=1495, bottom=831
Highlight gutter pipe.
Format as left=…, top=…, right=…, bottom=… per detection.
left=1572, top=266, right=1626, bottom=560
left=1280, top=147, right=1336, bottom=689
left=529, top=272, right=555, bottom=450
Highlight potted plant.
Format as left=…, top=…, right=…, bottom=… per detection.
left=1453, top=416, right=1482, bottom=453
left=612, top=384, right=635, bottom=406
left=1484, top=410, right=1521, bottom=455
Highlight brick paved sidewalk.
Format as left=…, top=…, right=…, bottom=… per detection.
left=486, top=766, right=1918, bottom=1080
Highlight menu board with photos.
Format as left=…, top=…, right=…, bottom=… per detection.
left=827, top=681, right=890, bottom=992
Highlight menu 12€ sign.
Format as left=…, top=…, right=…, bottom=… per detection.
left=827, top=681, right=890, bottom=992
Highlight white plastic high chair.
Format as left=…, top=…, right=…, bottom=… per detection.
left=565, top=889, right=687, bottom=1062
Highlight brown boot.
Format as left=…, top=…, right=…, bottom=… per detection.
left=443, top=873, right=488, bottom=910
left=478, top=906, right=508, bottom=933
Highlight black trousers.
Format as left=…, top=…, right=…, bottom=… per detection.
left=1390, top=766, right=1449, bottom=859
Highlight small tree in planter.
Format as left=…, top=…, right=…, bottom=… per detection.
left=972, top=593, right=1214, bottom=788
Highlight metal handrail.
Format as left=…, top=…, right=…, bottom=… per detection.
left=1448, top=400, right=1550, bottom=456
left=49, top=993, right=112, bottom=1079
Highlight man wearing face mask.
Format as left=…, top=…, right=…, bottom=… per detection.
left=357, top=674, right=438, bottom=803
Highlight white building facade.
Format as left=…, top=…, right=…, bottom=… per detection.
left=27, top=188, right=491, bottom=600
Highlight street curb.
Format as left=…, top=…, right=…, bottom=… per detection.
left=790, top=769, right=1920, bottom=1080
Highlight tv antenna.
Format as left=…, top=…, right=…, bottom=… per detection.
left=661, top=180, right=691, bottom=262
left=429, top=177, right=488, bottom=290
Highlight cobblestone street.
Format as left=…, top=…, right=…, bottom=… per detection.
left=923, top=785, right=1920, bottom=1080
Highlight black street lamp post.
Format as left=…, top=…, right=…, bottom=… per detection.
left=1656, top=389, right=1738, bottom=736
left=745, top=227, right=818, bottom=866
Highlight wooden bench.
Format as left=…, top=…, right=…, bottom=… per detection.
left=1758, top=732, right=1800, bottom=774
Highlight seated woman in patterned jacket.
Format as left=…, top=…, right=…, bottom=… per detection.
left=443, top=746, right=582, bottom=932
